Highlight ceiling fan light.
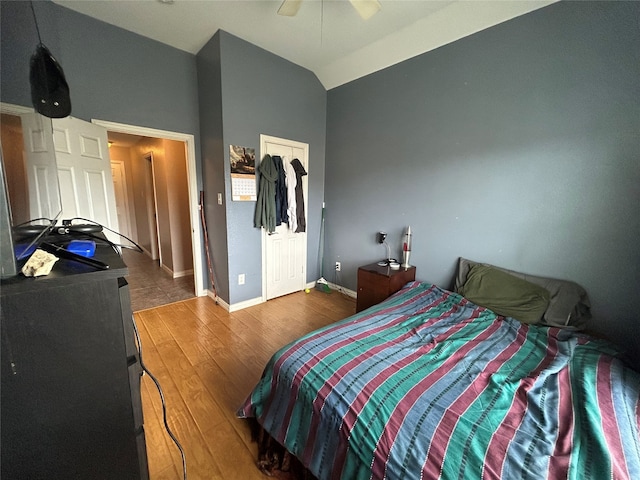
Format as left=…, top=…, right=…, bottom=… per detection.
left=349, top=0, right=381, bottom=20
left=278, top=0, right=303, bottom=17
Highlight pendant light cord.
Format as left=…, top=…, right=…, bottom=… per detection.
left=30, top=1, right=43, bottom=45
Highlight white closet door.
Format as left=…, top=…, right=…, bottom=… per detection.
left=261, top=135, right=308, bottom=300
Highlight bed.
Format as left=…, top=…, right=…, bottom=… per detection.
left=238, top=259, right=640, bottom=480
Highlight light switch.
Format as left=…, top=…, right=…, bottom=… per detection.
left=217, top=193, right=223, bottom=205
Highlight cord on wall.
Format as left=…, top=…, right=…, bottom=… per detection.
left=333, top=267, right=346, bottom=295
left=131, top=314, right=188, bottom=480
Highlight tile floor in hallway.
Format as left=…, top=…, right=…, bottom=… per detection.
left=122, top=248, right=195, bottom=311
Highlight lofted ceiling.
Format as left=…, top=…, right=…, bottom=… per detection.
left=53, top=0, right=555, bottom=90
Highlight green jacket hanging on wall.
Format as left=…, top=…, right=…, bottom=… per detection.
left=254, top=154, right=277, bottom=233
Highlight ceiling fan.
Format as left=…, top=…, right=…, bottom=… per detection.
left=278, top=0, right=382, bottom=21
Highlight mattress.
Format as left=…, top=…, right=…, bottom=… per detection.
left=238, top=281, right=640, bottom=479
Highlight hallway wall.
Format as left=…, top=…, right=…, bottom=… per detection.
left=164, top=139, right=193, bottom=277
left=128, top=137, right=192, bottom=277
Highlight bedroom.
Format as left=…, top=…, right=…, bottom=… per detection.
left=1, top=0, right=639, bottom=478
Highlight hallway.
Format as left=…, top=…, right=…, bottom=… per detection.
left=122, top=249, right=195, bottom=311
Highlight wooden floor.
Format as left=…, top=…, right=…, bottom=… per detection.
left=135, top=289, right=356, bottom=480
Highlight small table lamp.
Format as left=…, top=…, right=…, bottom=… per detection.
left=376, top=231, right=397, bottom=267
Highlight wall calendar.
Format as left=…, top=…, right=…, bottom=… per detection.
left=230, top=145, right=256, bottom=201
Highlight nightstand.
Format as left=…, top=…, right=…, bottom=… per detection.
left=356, top=262, right=416, bottom=313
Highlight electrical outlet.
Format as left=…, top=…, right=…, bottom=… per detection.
left=217, top=193, right=223, bottom=205
left=335, top=261, right=341, bottom=272
left=238, top=274, right=245, bottom=285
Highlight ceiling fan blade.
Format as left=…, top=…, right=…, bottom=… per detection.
left=349, top=0, right=381, bottom=20
left=278, top=0, right=303, bottom=17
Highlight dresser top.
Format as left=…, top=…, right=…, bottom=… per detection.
left=359, top=262, right=416, bottom=277
left=1, top=238, right=128, bottom=295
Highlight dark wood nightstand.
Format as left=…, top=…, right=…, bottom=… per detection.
left=356, top=262, right=416, bottom=313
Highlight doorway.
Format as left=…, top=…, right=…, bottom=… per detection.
left=0, top=103, right=205, bottom=302
left=106, top=134, right=196, bottom=311
left=93, top=118, right=204, bottom=298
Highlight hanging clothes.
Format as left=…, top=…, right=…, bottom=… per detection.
left=290, top=158, right=307, bottom=233
left=284, top=159, right=297, bottom=232
left=254, top=154, right=277, bottom=233
left=272, top=155, right=288, bottom=226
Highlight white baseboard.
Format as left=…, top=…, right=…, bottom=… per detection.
left=326, top=281, right=357, bottom=298
left=206, top=290, right=264, bottom=312
left=140, top=246, right=156, bottom=260
left=172, top=268, right=194, bottom=279
left=161, top=263, right=173, bottom=277
left=207, top=290, right=227, bottom=310
left=309, top=280, right=357, bottom=298
left=229, top=296, right=264, bottom=312
left=160, top=264, right=193, bottom=279
left=205, top=283, right=356, bottom=313
left=141, top=254, right=192, bottom=279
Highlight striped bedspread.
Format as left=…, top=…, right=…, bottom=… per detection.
left=238, top=282, right=640, bottom=480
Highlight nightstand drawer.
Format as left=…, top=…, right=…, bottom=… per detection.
left=356, top=263, right=416, bottom=313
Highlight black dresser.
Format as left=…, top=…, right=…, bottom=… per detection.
left=1, top=243, right=148, bottom=479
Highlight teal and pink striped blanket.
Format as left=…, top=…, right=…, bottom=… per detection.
left=238, top=282, right=640, bottom=479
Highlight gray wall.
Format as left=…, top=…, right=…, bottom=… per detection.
left=325, top=1, right=640, bottom=366
left=4, top=1, right=638, bottom=368
left=198, top=31, right=327, bottom=305
left=2, top=2, right=327, bottom=307
left=1, top=1, right=60, bottom=108
left=1, top=1, right=199, bottom=137
left=1, top=0, right=204, bottom=285
left=197, top=32, right=229, bottom=301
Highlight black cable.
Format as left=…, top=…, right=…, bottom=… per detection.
left=66, top=217, right=143, bottom=253
left=29, top=1, right=43, bottom=46
left=82, top=231, right=142, bottom=255
left=15, top=217, right=57, bottom=260
left=334, top=268, right=345, bottom=295
left=14, top=215, right=144, bottom=261
left=13, top=217, right=54, bottom=227
left=131, top=314, right=187, bottom=480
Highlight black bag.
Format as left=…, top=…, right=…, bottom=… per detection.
left=30, top=44, right=71, bottom=118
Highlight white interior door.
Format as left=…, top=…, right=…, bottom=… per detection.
left=261, top=135, right=308, bottom=301
left=110, top=160, right=132, bottom=241
left=22, top=113, right=119, bottom=243
left=20, top=113, right=62, bottom=221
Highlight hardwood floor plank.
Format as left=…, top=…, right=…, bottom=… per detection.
left=158, top=339, right=227, bottom=432
left=135, top=313, right=170, bottom=374
left=138, top=308, right=175, bottom=347
left=142, top=375, right=182, bottom=477
left=201, top=420, right=264, bottom=479
left=195, top=358, right=247, bottom=416
left=194, top=358, right=260, bottom=453
left=151, top=466, right=183, bottom=480
left=137, top=290, right=356, bottom=479
left=159, top=302, right=218, bottom=367
left=145, top=359, right=224, bottom=480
